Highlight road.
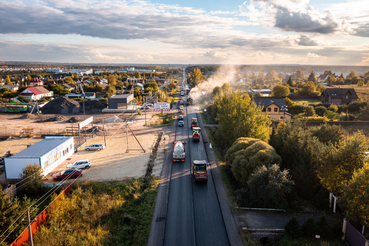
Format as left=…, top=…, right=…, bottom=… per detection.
left=163, top=103, right=229, bottom=246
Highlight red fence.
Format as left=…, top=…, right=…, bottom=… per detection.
left=9, top=184, right=71, bottom=246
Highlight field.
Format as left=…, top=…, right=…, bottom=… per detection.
left=291, top=98, right=321, bottom=106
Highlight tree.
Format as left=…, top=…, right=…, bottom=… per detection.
left=287, top=77, right=293, bottom=86
left=20, top=164, right=44, bottom=196
left=284, top=97, right=295, bottom=108
left=326, top=75, right=336, bottom=85
left=265, top=70, right=277, bottom=81
left=214, top=92, right=271, bottom=151
left=188, top=68, right=204, bottom=87
left=167, top=81, right=176, bottom=91
left=304, top=106, right=315, bottom=116
left=300, top=81, right=319, bottom=96
left=212, top=86, right=223, bottom=97
left=247, top=164, right=294, bottom=208
left=272, top=84, right=290, bottom=97
left=107, top=74, right=116, bottom=87
left=0, top=189, right=21, bottom=243
left=65, top=77, right=75, bottom=85
left=311, top=124, right=344, bottom=146
left=315, top=106, right=327, bottom=116
left=357, top=79, right=364, bottom=86
left=295, top=70, right=304, bottom=80
left=317, top=132, right=367, bottom=194
left=105, top=85, right=116, bottom=98
left=221, top=83, right=232, bottom=95
left=5, top=75, right=12, bottom=85
left=27, top=75, right=32, bottom=81
left=225, top=137, right=281, bottom=184
left=340, top=164, right=369, bottom=227
left=307, top=71, right=317, bottom=83
left=323, top=70, right=333, bottom=76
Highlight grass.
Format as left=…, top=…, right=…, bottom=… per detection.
left=149, top=113, right=175, bottom=127
left=26, top=178, right=159, bottom=246
left=292, top=99, right=321, bottom=106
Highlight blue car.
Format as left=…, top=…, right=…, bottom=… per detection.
left=178, top=120, right=184, bottom=127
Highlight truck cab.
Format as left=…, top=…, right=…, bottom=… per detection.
left=191, top=118, right=198, bottom=128
left=173, top=141, right=186, bottom=162
left=192, top=127, right=201, bottom=142
left=192, top=160, right=208, bottom=183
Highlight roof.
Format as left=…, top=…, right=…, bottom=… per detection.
left=322, top=88, right=358, bottom=99
left=85, top=92, right=95, bottom=96
left=253, top=97, right=286, bottom=109
left=110, top=94, right=133, bottom=99
left=34, top=86, right=50, bottom=94
left=9, top=137, right=73, bottom=158
left=193, top=160, right=206, bottom=165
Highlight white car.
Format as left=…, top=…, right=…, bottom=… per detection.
left=146, top=103, right=153, bottom=106
left=67, top=160, right=91, bottom=169
left=179, top=105, right=184, bottom=110
left=85, top=144, right=105, bottom=151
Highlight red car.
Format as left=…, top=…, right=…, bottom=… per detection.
left=180, top=101, right=184, bottom=105
left=53, top=169, right=83, bottom=181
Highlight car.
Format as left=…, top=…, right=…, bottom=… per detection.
left=179, top=105, right=183, bottom=110
left=178, top=115, right=183, bottom=120
left=140, top=105, right=150, bottom=110
left=67, top=159, right=91, bottom=169
left=178, top=120, right=184, bottom=127
left=85, top=144, right=105, bottom=151
left=180, top=101, right=184, bottom=105
left=53, top=168, right=83, bottom=181
left=146, top=103, right=153, bottom=106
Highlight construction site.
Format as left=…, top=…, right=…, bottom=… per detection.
left=0, top=96, right=169, bottom=182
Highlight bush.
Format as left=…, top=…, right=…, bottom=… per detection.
left=304, top=106, right=315, bottom=116
left=348, top=101, right=368, bottom=113
left=285, top=217, right=302, bottom=238
left=316, top=216, right=334, bottom=240
left=328, top=105, right=338, bottom=112
left=99, top=98, right=108, bottom=104
left=302, top=218, right=317, bottom=237
left=137, top=111, right=142, bottom=115
left=313, top=188, right=330, bottom=209
left=337, top=105, right=347, bottom=114
left=296, top=116, right=329, bottom=121
left=289, top=105, right=306, bottom=115
left=315, top=106, right=328, bottom=116
left=339, top=114, right=355, bottom=121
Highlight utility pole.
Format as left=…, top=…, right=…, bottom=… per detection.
left=27, top=208, right=34, bottom=246
left=126, top=121, right=129, bottom=153
left=144, top=96, right=147, bottom=126
left=103, top=119, right=106, bottom=147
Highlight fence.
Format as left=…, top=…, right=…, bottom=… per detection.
left=344, top=219, right=369, bottom=246
left=9, top=184, right=71, bottom=246
left=272, top=120, right=369, bottom=127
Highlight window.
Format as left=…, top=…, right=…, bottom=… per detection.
left=274, top=108, right=278, bottom=112
left=280, top=116, right=284, bottom=119
left=267, top=108, right=271, bottom=112
left=117, top=103, right=127, bottom=109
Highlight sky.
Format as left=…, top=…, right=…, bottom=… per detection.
left=0, top=0, right=368, bottom=65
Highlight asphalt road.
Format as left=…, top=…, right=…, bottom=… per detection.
left=163, top=103, right=229, bottom=246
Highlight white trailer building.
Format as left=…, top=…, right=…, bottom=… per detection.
left=4, top=136, right=74, bottom=179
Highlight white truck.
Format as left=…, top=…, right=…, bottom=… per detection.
left=173, top=141, right=186, bottom=162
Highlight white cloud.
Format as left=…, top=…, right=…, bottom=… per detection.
left=307, top=52, right=326, bottom=59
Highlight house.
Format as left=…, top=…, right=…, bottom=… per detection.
left=0, top=84, right=19, bottom=91
left=53, top=74, right=64, bottom=81
left=248, top=89, right=272, bottom=97
left=19, top=87, right=53, bottom=100
left=29, top=78, right=44, bottom=87
left=62, top=84, right=74, bottom=92
left=84, top=92, right=96, bottom=99
left=253, top=97, right=292, bottom=122
left=321, top=88, right=358, bottom=105
left=127, top=78, right=145, bottom=84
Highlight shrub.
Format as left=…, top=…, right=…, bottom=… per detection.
left=316, top=216, right=334, bottom=240
left=225, top=138, right=281, bottom=185
left=296, top=116, right=329, bottom=122
left=302, top=218, right=317, bottom=237
left=99, top=98, right=108, bottom=104
left=348, top=101, right=368, bottom=113
left=285, top=217, right=302, bottom=238
left=339, top=114, right=355, bottom=121
left=328, top=105, right=338, bottom=112
left=247, top=164, right=294, bottom=208
left=137, top=111, right=142, bottom=115
left=315, top=106, right=328, bottom=116
left=304, top=106, right=315, bottom=116
left=337, top=105, right=347, bottom=114
left=313, top=188, right=330, bottom=209
left=289, top=105, right=305, bottom=115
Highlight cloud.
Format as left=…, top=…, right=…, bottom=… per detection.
left=296, top=35, right=318, bottom=46
left=307, top=52, right=326, bottom=58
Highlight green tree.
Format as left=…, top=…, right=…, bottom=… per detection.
left=214, top=92, right=271, bottom=150
left=167, top=81, right=176, bottom=91
left=221, top=83, right=232, bottom=95
left=340, top=163, right=369, bottom=227
left=188, top=68, right=204, bottom=87
left=65, top=77, right=75, bottom=85
left=304, top=106, right=315, bottom=116
left=247, top=164, right=294, bottom=208
left=5, top=75, right=12, bottom=85
left=317, top=132, right=367, bottom=194
left=0, top=189, right=21, bottom=243
left=272, top=84, right=290, bottom=97
left=357, top=79, right=364, bottom=86
left=225, top=137, right=281, bottom=184
left=287, top=77, right=293, bottom=86
left=105, top=85, right=116, bottom=98
left=265, top=70, right=277, bottom=81
left=357, top=104, right=369, bottom=120
left=307, top=71, right=317, bottom=83
left=326, top=75, right=336, bottom=85
left=300, top=81, right=319, bottom=96
left=284, top=97, right=295, bottom=108
left=311, top=124, right=344, bottom=146
left=212, top=86, right=223, bottom=97
left=20, top=164, right=44, bottom=196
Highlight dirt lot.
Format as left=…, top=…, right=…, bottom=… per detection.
left=0, top=110, right=172, bottom=182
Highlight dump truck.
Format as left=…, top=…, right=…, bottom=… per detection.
left=173, top=141, right=186, bottom=162
left=192, top=160, right=208, bottom=183
left=192, top=127, right=201, bottom=142
left=186, top=97, right=192, bottom=105
left=191, top=118, right=198, bottom=128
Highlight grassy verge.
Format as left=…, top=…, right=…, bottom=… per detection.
left=149, top=113, right=174, bottom=127
left=27, top=178, right=159, bottom=246
left=292, top=99, right=321, bottom=106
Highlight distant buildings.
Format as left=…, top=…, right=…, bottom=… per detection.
left=122, top=67, right=155, bottom=73
left=248, top=89, right=272, bottom=97
left=19, top=87, right=53, bottom=100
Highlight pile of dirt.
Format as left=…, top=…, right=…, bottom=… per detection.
left=67, top=117, right=81, bottom=123
left=41, top=97, right=80, bottom=114
left=103, top=115, right=125, bottom=123
left=82, top=100, right=107, bottom=113
left=37, top=115, right=68, bottom=122
left=19, top=113, right=39, bottom=120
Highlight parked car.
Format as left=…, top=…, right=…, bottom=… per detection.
left=53, top=169, right=83, bottom=181
left=67, top=159, right=91, bottom=169
left=179, top=105, right=183, bottom=110
left=180, top=101, right=184, bottom=105
left=85, top=144, right=105, bottom=151
left=178, top=120, right=184, bottom=127
left=146, top=103, right=153, bottom=106
left=178, top=115, right=183, bottom=120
